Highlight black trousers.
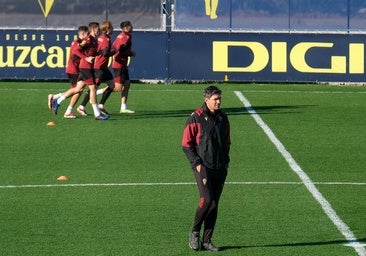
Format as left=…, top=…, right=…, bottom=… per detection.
left=192, top=165, right=227, bottom=243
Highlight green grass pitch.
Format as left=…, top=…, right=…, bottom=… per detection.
left=0, top=81, right=365, bottom=255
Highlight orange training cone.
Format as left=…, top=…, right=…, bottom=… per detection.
left=57, top=175, right=68, bottom=181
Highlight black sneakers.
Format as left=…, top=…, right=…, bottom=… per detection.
left=189, top=231, right=200, bottom=251
left=202, top=240, right=219, bottom=252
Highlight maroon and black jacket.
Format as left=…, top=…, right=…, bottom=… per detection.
left=182, top=103, right=231, bottom=171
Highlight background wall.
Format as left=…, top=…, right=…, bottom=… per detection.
left=1, top=0, right=366, bottom=82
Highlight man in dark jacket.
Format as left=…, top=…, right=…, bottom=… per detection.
left=182, top=85, right=231, bottom=251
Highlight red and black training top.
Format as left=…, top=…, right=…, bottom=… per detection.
left=112, top=31, right=133, bottom=69
left=79, top=34, right=98, bottom=69
left=65, top=39, right=86, bottom=75
left=182, top=103, right=231, bottom=170
left=94, top=33, right=114, bottom=70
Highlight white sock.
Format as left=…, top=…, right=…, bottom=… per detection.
left=65, top=106, right=73, bottom=115
left=92, top=104, right=101, bottom=117
left=57, top=95, right=66, bottom=104
left=121, top=103, right=127, bottom=110
left=96, top=89, right=104, bottom=95
left=53, top=93, right=62, bottom=100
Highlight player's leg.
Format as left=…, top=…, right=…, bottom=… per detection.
left=112, top=68, right=124, bottom=93
left=64, top=75, right=83, bottom=119
left=88, top=84, right=109, bottom=120
left=112, top=83, right=123, bottom=92
left=120, top=68, right=134, bottom=113
left=98, top=69, right=115, bottom=115
left=76, top=68, right=96, bottom=117
left=51, top=83, right=84, bottom=115
left=77, top=90, right=90, bottom=116
left=63, top=93, right=81, bottom=118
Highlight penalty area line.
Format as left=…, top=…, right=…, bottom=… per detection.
left=234, top=90, right=366, bottom=255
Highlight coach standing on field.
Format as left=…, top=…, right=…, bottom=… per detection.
left=182, top=85, right=231, bottom=252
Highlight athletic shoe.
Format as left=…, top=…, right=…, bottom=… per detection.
left=52, top=99, right=59, bottom=115
left=95, top=114, right=110, bottom=120
left=98, top=104, right=110, bottom=115
left=77, top=106, right=88, bottom=117
left=63, top=112, right=77, bottom=119
left=189, top=231, right=200, bottom=251
left=202, top=240, right=219, bottom=252
left=120, top=109, right=135, bottom=114
left=48, top=94, right=53, bottom=110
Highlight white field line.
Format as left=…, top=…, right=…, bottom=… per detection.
left=234, top=90, right=366, bottom=255
left=1, top=181, right=366, bottom=189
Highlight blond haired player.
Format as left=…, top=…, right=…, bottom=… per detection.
left=77, top=21, right=115, bottom=116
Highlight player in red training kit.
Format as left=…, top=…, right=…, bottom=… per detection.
left=48, top=26, right=89, bottom=118
left=111, top=21, right=136, bottom=113
left=77, top=21, right=115, bottom=116
left=49, top=22, right=109, bottom=120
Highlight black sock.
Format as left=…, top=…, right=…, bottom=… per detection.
left=100, top=87, right=113, bottom=105
left=80, top=90, right=90, bottom=107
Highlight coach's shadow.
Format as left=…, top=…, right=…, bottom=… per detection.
left=219, top=237, right=366, bottom=251
left=225, top=105, right=316, bottom=116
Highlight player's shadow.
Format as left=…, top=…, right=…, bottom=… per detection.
left=114, top=109, right=195, bottom=120
left=111, top=105, right=314, bottom=120
left=219, top=238, right=366, bottom=251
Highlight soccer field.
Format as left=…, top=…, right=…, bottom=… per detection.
left=0, top=82, right=365, bottom=256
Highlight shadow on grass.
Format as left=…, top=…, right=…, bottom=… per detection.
left=235, top=104, right=317, bottom=115
left=109, top=105, right=316, bottom=120
left=220, top=238, right=366, bottom=251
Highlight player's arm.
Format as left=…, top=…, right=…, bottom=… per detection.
left=224, top=118, right=231, bottom=167
left=97, top=37, right=111, bottom=57
left=117, top=35, right=135, bottom=56
left=112, top=37, right=122, bottom=54
left=98, top=45, right=110, bottom=57
left=72, top=44, right=87, bottom=60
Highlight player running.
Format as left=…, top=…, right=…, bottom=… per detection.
left=99, top=21, right=136, bottom=114
left=48, top=22, right=109, bottom=120
left=77, top=21, right=115, bottom=116
left=48, top=26, right=88, bottom=119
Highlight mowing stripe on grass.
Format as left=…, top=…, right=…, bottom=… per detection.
left=1, top=87, right=366, bottom=94
left=238, top=90, right=366, bottom=94
left=1, top=181, right=366, bottom=189
left=234, top=91, right=366, bottom=255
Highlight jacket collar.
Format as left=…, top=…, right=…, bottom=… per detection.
left=202, top=103, right=221, bottom=117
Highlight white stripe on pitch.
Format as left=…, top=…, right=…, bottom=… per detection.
left=234, top=90, right=366, bottom=255
left=1, top=181, right=366, bottom=189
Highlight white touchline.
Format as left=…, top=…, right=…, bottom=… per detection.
left=234, top=91, right=366, bottom=256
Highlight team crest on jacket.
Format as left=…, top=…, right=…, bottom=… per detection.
left=202, top=178, right=207, bottom=185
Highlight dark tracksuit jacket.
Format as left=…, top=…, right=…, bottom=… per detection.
left=182, top=103, right=231, bottom=171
